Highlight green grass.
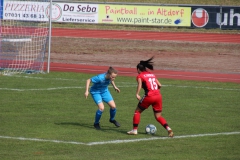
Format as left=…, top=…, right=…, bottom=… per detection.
left=0, top=72, right=240, bottom=160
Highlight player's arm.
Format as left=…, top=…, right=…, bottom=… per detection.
left=85, top=79, right=91, bottom=99
left=136, top=78, right=142, bottom=100
left=156, top=79, right=162, bottom=89
left=111, top=81, right=120, bottom=93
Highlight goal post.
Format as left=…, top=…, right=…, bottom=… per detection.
left=0, top=0, right=51, bottom=75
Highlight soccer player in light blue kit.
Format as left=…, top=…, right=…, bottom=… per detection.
left=85, top=67, right=121, bottom=130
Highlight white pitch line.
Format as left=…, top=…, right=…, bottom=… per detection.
left=10, top=75, right=80, bottom=81
left=0, top=85, right=137, bottom=91
left=6, top=75, right=240, bottom=91
left=154, top=73, right=240, bottom=81
left=0, top=131, right=239, bottom=146
left=0, top=84, right=239, bottom=91
left=0, top=136, right=85, bottom=145
left=0, top=86, right=85, bottom=91
left=87, top=131, right=240, bottom=146
left=165, top=85, right=240, bottom=91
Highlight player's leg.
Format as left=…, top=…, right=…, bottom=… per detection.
left=108, top=100, right=117, bottom=121
left=94, top=102, right=104, bottom=129
left=127, top=96, right=149, bottom=135
left=154, top=112, right=173, bottom=137
left=107, top=100, right=120, bottom=127
left=127, top=106, right=144, bottom=135
left=152, top=95, right=174, bottom=137
left=103, top=91, right=120, bottom=127
left=91, top=93, right=104, bottom=130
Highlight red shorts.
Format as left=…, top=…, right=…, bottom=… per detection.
left=138, top=94, right=162, bottom=112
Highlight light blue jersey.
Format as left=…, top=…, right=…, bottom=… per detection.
left=90, top=73, right=113, bottom=104
left=90, top=73, right=111, bottom=94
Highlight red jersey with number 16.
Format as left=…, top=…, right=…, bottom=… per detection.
left=137, top=71, right=160, bottom=96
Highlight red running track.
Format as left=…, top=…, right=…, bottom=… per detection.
left=52, top=28, right=240, bottom=44
left=47, top=29, right=240, bottom=83
left=44, top=62, right=240, bottom=83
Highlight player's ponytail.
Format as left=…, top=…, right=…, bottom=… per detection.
left=137, top=56, right=154, bottom=71
left=107, top=66, right=118, bottom=74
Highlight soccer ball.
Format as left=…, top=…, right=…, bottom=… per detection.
left=145, top=124, right=157, bottom=135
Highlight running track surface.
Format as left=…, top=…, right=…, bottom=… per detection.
left=46, top=28, right=240, bottom=83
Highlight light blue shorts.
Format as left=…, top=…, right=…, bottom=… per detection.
left=91, top=90, right=113, bottom=105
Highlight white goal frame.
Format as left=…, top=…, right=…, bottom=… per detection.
left=0, top=0, right=52, bottom=75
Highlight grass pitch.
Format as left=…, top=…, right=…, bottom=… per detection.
left=0, top=72, right=239, bottom=159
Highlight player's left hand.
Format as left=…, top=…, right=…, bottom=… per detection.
left=136, top=94, right=141, bottom=101
left=85, top=91, right=89, bottom=99
left=115, top=87, right=120, bottom=93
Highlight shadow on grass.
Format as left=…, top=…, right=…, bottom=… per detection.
left=54, top=122, right=129, bottom=134
left=55, top=122, right=92, bottom=129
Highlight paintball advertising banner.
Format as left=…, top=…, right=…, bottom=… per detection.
left=98, top=4, right=191, bottom=27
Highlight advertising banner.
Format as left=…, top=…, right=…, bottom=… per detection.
left=3, top=1, right=238, bottom=29
left=191, top=6, right=240, bottom=29
left=3, top=1, right=98, bottom=23
left=50, top=3, right=98, bottom=23
left=98, top=4, right=191, bottom=27
left=3, top=0, right=49, bottom=21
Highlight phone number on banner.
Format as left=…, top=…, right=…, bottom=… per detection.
left=4, top=12, right=47, bottom=21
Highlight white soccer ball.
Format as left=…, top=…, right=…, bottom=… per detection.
left=145, top=124, right=157, bottom=135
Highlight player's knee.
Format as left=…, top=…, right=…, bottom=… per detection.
left=154, top=112, right=162, bottom=119
left=98, top=105, right=105, bottom=111
left=110, top=106, right=116, bottom=110
left=134, top=110, right=141, bottom=114
left=99, top=108, right=104, bottom=112
left=108, top=101, right=116, bottom=109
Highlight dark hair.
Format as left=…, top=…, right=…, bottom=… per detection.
left=137, top=56, right=154, bottom=71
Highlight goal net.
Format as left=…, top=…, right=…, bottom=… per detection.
left=0, top=0, right=50, bottom=75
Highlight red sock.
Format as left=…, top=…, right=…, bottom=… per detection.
left=133, top=111, right=141, bottom=130
left=156, top=116, right=168, bottom=128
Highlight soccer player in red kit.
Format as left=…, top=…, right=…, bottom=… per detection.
left=127, top=57, right=174, bottom=137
